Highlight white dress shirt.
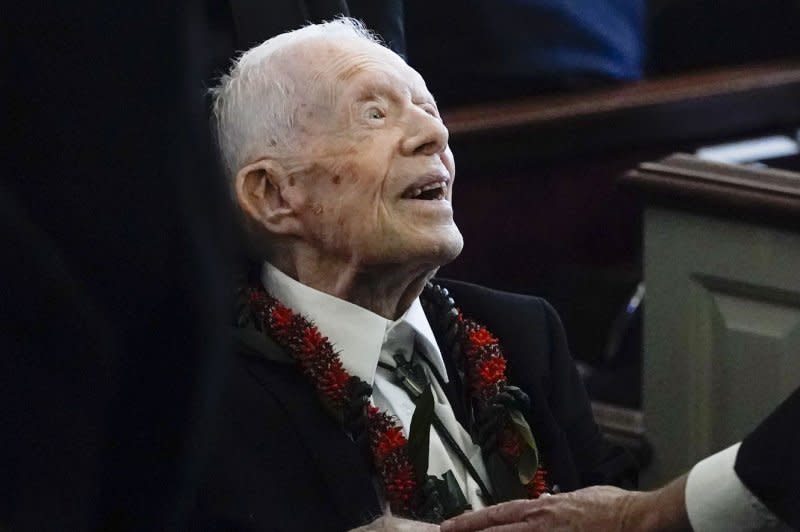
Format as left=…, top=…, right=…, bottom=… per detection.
left=685, top=442, right=792, bottom=531
left=262, top=262, right=491, bottom=512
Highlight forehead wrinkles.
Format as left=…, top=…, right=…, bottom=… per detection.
left=308, top=40, right=414, bottom=97
left=311, top=53, right=388, bottom=106
left=331, top=53, right=386, bottom=83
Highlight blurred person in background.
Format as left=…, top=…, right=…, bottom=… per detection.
left=404, top=0, right=646, bottom=106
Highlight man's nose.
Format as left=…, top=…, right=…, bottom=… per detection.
left=401, top=111, right=449, bottom=157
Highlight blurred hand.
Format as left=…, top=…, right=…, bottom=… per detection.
left=441, top=486, right=637, bottom=532
left=350, top=515, right=440, bottom=532
left=441, top=477, right=689, bottom=532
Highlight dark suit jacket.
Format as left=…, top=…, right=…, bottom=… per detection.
left=735, top=385, right=800, bottom=529
left=191, top=279, right=636, bottom=531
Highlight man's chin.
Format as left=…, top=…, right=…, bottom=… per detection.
left=416, top=231, right=464, bottom=270
left=438, top=233, right=465, bottom=266
left=358, top=227, right=464, bottom=270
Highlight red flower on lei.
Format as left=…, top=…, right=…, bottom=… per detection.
left=459, top=313, right=548, bottom=498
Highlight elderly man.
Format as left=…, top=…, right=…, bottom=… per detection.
left=193, top=18, right=635, bottom=530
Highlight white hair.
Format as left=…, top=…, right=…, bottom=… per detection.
left=211, top=17, right=383, bottom=181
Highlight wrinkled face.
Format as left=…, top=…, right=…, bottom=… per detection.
left=288, top=38, right=463, bottom=269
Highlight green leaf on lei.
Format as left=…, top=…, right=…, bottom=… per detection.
left=509, top=409, right=539, bottom=483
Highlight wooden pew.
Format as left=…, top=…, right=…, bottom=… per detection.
left=620, top=154, right=800, bottom=487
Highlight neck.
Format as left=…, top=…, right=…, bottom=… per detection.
left=270, top=248, right=436, bottom=320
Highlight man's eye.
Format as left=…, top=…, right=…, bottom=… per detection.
left=365, top=107, right=386, bottom=120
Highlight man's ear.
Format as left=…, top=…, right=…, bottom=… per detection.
left=234, top=159, right=302, bottom=236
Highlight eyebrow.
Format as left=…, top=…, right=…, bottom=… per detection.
left=353, top=80, right=437, bottom=110
left=353, top=79, right=407, bottom=104
left=413, top=95, right=437, bottom=107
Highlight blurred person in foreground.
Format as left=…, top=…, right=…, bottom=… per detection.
left=3, top=3, right=233, bottom=530
left=191, top=17, right=636, bottom=531
left=443, top=385, right=800, bottom=532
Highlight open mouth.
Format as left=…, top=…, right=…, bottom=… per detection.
left=402, top=180, right=448, bottom=201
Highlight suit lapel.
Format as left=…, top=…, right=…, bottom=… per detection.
left=240, top=338, right=382, bottom=527
left=436, top=278, right=584, bottom=493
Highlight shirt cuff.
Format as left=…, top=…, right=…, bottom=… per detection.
left=685, top=442, right=792, bottom=532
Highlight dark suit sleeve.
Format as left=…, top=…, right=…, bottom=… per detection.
left=734, top=386, right=800, bottom=529
left=541, top=300, right=638, bottom=488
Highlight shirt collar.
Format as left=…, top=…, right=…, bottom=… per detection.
left=261, top=262, right=448, bottom=385
left=401, top=296, right=449, bottom=382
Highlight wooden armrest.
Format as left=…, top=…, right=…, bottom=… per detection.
left=620, top=153, right=800, bottom=228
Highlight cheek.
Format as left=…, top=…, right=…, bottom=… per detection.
left=442, top=148, right=455, bottom=177
left=301, top=154, right=389, bottom=239
left=330, top=159, right=362, bottom=183
left=329, top=160, right=386, bottom=209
